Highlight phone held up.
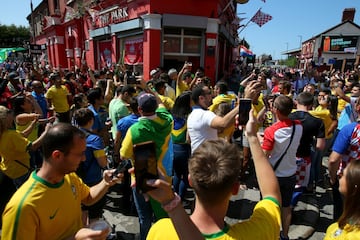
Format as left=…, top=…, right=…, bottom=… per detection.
left=112, top=159, right=130, bottom=179
left=133, top=141, right=158, bottom=194
left=238, top=98, right=252, bottom=125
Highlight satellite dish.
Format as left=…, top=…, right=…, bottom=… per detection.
left=236, top=0, right=249, bottom=4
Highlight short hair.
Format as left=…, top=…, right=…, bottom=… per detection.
left=273, top=95, right=293, bottom=116
left=352, top=83, right=360, bottom=90
left=279, top=80, right=291, bottom=93
left=73, top=93, right=86, bottom=109
left=215, top=81, right=228, bottom=94
left=296, top=92, right=314, bottom=106
left=154, top=79, right=166, bottom=92
left=72, top=108, right=94, bottom=127
left=129, top=96, right=139, bottom=113
left=12, top=95, right=27, bottom=115
left=182, top=71, right=192, bottom=80
left=120, top=85, right=136, bottom=95
left=191, top=84, right=207, bottom=104
left=42, top=123, right=86, bottom=160
left=87, top=87, right=103, bottom=104
left=319, top=88, right=331, bottom=95
left=189, top=139, right=242, bottom=206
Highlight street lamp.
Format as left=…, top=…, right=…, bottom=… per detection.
left=297, top=35, right=302, bottom=48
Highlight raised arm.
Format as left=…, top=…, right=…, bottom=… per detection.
left=146, top=178, right=204, bottom=240
left=245, top=109, right=281, bottom=204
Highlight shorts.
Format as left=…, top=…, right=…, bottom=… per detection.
left=277, top=175, right=296, bottom=207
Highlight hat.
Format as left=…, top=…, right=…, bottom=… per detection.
left=168, top=68, right=177, bottom=76
left=137, top=93, right=158, bottom=113
left=150, top=69, right=158, bottom=77
left=8, top=72, right=19, bottom=80
left=49, top=72, right=60, bottom=80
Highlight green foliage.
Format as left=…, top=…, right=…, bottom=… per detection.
left=0, top=24, right=30, bottom=48
left=278, top=56, right=297, bottom=67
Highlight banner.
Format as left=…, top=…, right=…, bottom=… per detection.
left=124, top=38, right=143, bottom=65
left=98, top=41, right=112, bottom=68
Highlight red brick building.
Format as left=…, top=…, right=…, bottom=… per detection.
left=31, top=0, right=242, bottom=81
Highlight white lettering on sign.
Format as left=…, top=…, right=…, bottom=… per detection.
left=98, top=7, right=128, bottom=28
left=111, top=7, right=128, bottom=21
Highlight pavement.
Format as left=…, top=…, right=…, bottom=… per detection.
left=102, top=157, right=334, bottom=240
left=0, top=157, right=332, bottom=240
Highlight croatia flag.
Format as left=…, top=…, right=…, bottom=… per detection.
left=240, top=45, right=253, bottom=57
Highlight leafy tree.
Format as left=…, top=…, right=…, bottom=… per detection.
left=0, top=24, right=30, bottom=48
left=279, top=56, right=297, bottom=67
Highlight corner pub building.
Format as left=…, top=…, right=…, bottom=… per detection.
left=29, top=0, right=244, bottom=81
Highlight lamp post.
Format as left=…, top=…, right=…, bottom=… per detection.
left=285, top=42, right=289, bottom=59
left=297, top=35, right=302, bottom=48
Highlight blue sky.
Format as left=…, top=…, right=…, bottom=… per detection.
left=1, top=0, right=359, bottom=60
left=237, top=0, right=359, bottom=59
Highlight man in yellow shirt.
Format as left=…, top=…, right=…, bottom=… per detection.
left=45, top=73, right=72, bottom=123
left=2, top=123, right=120, bottom=240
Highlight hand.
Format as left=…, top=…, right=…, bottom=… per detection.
left=245, top=109, right=258, bottom=138
left=74, top=227, right=109, bottom=240
left=103, top=169, right=123, bottom=186
left=146, top=178, right=175, bottom=205
left=244, top=81, right=262, bottom=100
left=47, top=116, right=56, bottom=123
left=143, top=167, right=175, bottom=204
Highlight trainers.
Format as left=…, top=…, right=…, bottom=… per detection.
left=280, top=231, right=289, bottom=240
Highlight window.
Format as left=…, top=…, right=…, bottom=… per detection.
left=163, top=28, right=202, bottom=56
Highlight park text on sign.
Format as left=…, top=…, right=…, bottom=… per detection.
left=98, top=7, right=128, bottom=28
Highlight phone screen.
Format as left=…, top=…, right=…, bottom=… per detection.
left=238, top=99, right=252, bottom=125
left=133, top=141, right=157, bottom=194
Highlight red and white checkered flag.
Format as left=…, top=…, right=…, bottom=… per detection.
left=251, top=9, right=273, bottom=27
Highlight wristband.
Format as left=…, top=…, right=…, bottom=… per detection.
left=162, top=193, right=181, bottom=212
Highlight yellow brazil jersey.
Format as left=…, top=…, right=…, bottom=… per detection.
left=176, top=80, right=189, bottom=98
left=147, top=197, right=281, bottom=240
left=45, top=85, right=70, bottom=113
left=324, top=222, right=360, bottom=240
left=0, top=129, right=31, bottom=179
left=2, top=172, right=90, bottom=240
left=310, top=106, right=333, bottom=139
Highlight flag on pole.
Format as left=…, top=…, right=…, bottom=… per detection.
left=250, top=9, right=273, bottom=27
left=240, top=45, right=253, bottom=57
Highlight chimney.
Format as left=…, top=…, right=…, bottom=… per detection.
left=342, top=8, right=355, bottom=22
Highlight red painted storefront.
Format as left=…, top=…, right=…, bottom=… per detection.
left=36, top=0, right=239, bottom=82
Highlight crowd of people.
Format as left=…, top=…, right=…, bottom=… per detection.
left=0, top=58, right=360, bottom=239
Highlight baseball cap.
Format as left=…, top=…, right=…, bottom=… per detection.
left=8, top=72, right=19, bottom=80
left=137, top=93, right=158, bottom=113
left=150, top=69, right=158, bottom=77
left=168, top=68, right=177, bottom=76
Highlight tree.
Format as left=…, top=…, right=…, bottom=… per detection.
left=0, top=24, right=30, bottom=48
left=279, top=56, right=297, bottom=68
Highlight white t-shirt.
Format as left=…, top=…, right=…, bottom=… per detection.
left=187, top=107, right=217, bottom=153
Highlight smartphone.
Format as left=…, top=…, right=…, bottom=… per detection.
left=112, top=160, right=130, bottom=179
left=133, top=141, right=157, bottom=194
left=238, top=99, right=252, bottom=125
